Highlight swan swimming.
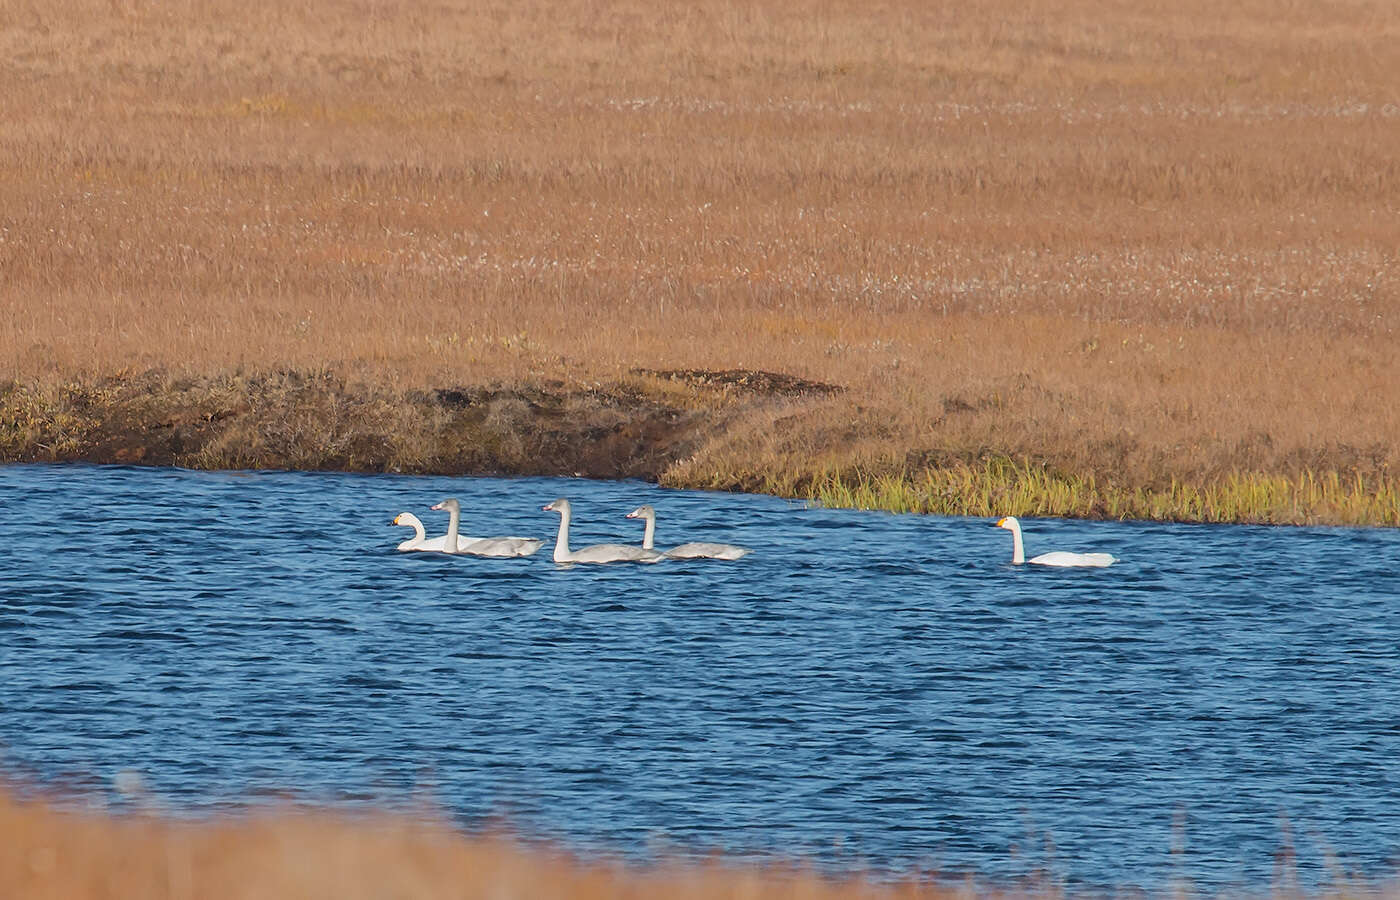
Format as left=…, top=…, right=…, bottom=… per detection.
left=625, top=505, right=751, bottom=560
left=429, top=498, right=543, bottom=557
left=994, top=516, right=1116, bottom=567
left=391, top=511, right=481, bottom=552
left=543, top=498, right=663, bottom=564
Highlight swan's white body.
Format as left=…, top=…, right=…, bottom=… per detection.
left=392, top=512, right=483, bottom=552
left=625, top=505, right=751, bottom=560
left=457, top=536, right=545, bottom=557
left=430, top=498, right=543, bottom=557
left=543, top=498, right=663, bottom=564
left=994, top=516, right=1116, bottom=567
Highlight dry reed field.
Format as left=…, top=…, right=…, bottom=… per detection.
left=2, top=0, right=1399, bottom=521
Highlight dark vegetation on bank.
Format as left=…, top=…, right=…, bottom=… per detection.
left=0, top=368, right=835, bottom=481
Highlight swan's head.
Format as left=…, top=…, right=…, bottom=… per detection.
left=431, top=498, right=461, bottom=513
left=543, top=498, right=571, bottom=515
left=994, top=516, right=1019, bottom=530
left=392, top=512, right=423, bottom=528
left=625, top=505, right=655, bottom=520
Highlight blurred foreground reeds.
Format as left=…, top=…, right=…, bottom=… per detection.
left=1, top=791, right=967, bottom=900
left=1, top=0, right=1397, bottom=522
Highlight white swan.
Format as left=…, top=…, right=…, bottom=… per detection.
left=625, top=505, right=751, bottom=560
left=542, top=498, right=663, bottom=564
left=429, top=498, right=543, bottom=557
left=391, top=512, right=478, bottom=552
left=994, top=516, right=1116, bottom=567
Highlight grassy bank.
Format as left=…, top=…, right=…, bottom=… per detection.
left=800, top=463, right=1400, bottom=526
left=1, top=0, right=1397, bottom=523
left=4, top=370, right=1398, bottom=525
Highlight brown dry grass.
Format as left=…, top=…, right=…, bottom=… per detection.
left=2, top=791, right=969, bottom=900
left=1, top=0, right=1398, bottom=509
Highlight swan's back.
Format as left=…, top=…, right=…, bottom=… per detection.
left=666, top=541, right=751, bottom=560
left=572, top=543, right=663, bottom=564
left=410, top=534, right=490, bottom=552
left=459, top=537, right=544, bottom=558
left=1028, top=550, right=1117, bottom=568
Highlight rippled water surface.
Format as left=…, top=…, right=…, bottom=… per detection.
left=4, top=464, right=1400, bottom=889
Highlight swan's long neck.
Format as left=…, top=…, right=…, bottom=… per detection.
left=444, top=504, right=460, bottom=553
left=641, top=512, right=656, bottom=550
left=398, top=515, right=427, bottom=550
left=553, top=507, right=573, bottom=562
left=1008, top=521, right=1026, bottom=565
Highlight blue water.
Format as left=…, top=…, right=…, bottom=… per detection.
left=3, top=464, right=1399, bottom=890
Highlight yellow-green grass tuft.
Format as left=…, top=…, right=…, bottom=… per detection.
left=802, top=461, right=1400, bottom=526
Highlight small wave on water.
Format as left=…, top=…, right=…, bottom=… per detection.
left=2, top=463, right=1400, bottom=890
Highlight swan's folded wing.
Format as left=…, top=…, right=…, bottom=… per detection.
left=665, top=542, right=751, bottom=560
left=572, top=543, right=664, bottom=563
left=457, top=537, right=544, bottom=558
left=1028, top=551, right=1116, bottom=567
left=408, top=535, right=456, bottom=552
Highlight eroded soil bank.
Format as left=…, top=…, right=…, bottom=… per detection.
left=0, top=368, right=835, bottom=482
left=3, top=369, right=1397, bottom=527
